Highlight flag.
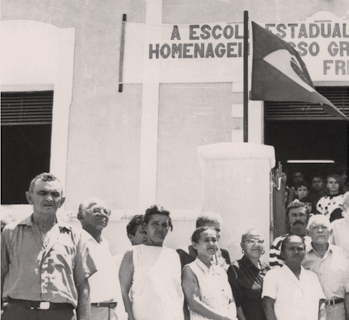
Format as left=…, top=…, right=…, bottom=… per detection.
left=250, top=21, right=347, bottom=120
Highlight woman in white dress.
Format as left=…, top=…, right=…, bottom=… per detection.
left=119, top=205, right=184, bottom=320
left=182, top=227, right=236, bottom=320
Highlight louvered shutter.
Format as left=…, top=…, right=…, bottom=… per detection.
left=265, top=87, right=349, bottom=120
left=1, top=91, right=53, bottom=125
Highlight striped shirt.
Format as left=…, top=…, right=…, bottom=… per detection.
left=302, top=243, right=349, bottom=300
left=269, top=233, right=311, bottom=268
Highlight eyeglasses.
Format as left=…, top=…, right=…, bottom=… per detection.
left=88, top=206, right=111, bottom=216
left=244, top=239, right=264, bottom=245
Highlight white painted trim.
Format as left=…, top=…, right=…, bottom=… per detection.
left=1, top=20, right=75, bottom=210
left=138, top=0, right=163, bottom=209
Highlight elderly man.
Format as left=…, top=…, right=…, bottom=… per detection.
left=78, top=197, right=121, bottom=320
left=331, top=192, right=349, bottom=268
left=176, top=211, right=231, bottom=270
left=263, top=234, right=326, bottom=320
left=269, top=199, right=311, bottom=268
left=303, top=214, right=349, bottom=320
left=1, top=173, right=96, bottom=320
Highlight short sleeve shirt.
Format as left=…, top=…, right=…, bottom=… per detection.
left=302, top=243, right=349, bottom=300
left=1, top=215, right=97, bottom=308
left=262, top=265, right=325, bottom=320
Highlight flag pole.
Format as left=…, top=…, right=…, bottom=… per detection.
left=243, top=10, right=249, bottom=142
left=118, top=14, right=127, bottom=93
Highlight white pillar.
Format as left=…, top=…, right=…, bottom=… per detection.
left=198, top=142, right=275, bottom=263
left=139, top=0, right=162, bottom=209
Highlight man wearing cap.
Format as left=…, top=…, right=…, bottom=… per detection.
left=303, top=214, right=349, bottom=320
left=78, top=197, right=121, bottom=320
left=1, top=173, right=96, bottom=320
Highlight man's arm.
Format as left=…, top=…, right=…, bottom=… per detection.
left=1, top=229, right=10, bottom=309
left=269, top=237, right=285, bottom=269
left=262, top=296, right=277, bottom=320
left=345, top=292, right=349, bottom=320
left=119, top=250, right=135, bottom=320
left=318, top=299, right=326, bottom=320
left=76, top=278, right=91, bottom=320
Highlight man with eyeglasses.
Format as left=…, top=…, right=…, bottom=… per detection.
left=302, top=215, right=349, bottom=320
left=263, top=234, right=326, bottom=320
left=1, top=173, right=96, bottom=320
left=78, top=197, right=122, bottom=320
left=269, top=199, right=311, bottom=268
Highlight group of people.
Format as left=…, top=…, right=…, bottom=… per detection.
left=283, top=166, right=348, bottom=223
left=1, top=172, right=349, bottom=320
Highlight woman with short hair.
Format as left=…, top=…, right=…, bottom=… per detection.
left=228, top=229, right=269, bottom=320
left=182, top=227, right=236, bottom=320
left=119, top=205, right=184, bottom=320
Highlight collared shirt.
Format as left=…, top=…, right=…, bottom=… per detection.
left=302, top=243, right=349, bottom=300
left=262, top=265, right=325, bottom=320
left=185, top=258, right=236, bottom=320
left=1, top=215, right=97, bottom=308
left=228, top=255, right=270, bottom=320
left=269, top=233, right=311, bottom=268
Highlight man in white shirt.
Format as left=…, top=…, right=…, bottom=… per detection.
left=78, top=197, right=122, bottom=320
left=263, top=234, right=326, bottom=320
left=303, top=214, right=349, bottom=320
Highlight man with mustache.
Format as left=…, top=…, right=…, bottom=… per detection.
left=263, top=235, right=326, bottom=320
left=78, top=197, right=121, bottom=320
left=269, top=200, right=311, bottom=268
left=1, top=173, right=96, bottom=320
left=303, top=215, right=349, bottom=320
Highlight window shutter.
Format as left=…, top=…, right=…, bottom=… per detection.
left=1, top=91, right=53, bottom=125
left=265, top=87, right=349, bottom=120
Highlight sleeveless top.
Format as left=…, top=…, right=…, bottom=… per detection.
left=185, top=258, right=236, bottom=320
left=131, top=245, right=184, bottom=320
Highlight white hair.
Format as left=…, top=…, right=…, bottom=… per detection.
left=78, top=197, right=106, bottom=215
left=306, top=214, right=331, bottom=231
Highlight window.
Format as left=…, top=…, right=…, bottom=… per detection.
left=1, top=91, right=53, bottom=204
left=265, top=86, right=349, bottom=120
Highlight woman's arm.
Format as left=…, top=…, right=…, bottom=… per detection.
left=236, top=306, right=247, bottom=320
left=182, top=266, right=233, bottom=320
left=119, top=250, right=135, bottom=320
left=262, top=296, right=277, bottom=320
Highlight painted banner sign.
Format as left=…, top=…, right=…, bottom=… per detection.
left=122, top=11, right=348, bottom=83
